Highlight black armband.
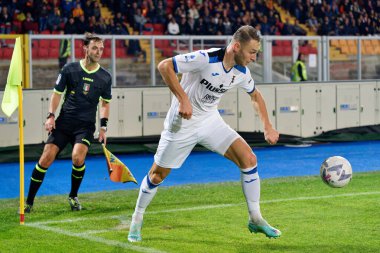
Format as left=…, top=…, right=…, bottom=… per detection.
left=100, top=118, right=108, bottom=127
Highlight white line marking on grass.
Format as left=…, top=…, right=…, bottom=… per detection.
left=147, top=191, right=380, bottom=215
left=26, top=191, right=380, bottom=252
left=26, top=223, right=167, bottom=253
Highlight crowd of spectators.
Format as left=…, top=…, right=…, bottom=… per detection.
left=0, top=0, right=379, bottom=41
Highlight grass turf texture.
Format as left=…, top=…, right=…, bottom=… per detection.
left=0, top=171, right=379, bottom=253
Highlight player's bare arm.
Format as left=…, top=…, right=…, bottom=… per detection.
left=99, top=99, right=110, bottom=145
left=45, top=92, right=61, bottom=132
left=250, top=89, right=279, bottom=145
left=157, top=58, right=192, bottom=119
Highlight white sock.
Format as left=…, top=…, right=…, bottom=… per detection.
left=240, top=166, right=268, bottom=226
left=132, top=175, right=160, bottom=223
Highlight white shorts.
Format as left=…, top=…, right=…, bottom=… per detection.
left=154, top=110, right=240, bottom=169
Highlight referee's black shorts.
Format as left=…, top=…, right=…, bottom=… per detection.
left=46, top=116, right=96, bottom=151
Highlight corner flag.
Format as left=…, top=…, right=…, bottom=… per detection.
left=102, top=144, right=137, bottom=184
left=1, top=37, right=23, bottom=117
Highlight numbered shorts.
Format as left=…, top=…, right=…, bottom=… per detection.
left=154, top=110, right=240, bottom=169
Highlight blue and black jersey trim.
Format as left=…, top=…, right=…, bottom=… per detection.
left=207, top=48, right=247, bottom=74
left=172, top=57, right=178, bottom=73
left=208, top=48, right=225, bottom=63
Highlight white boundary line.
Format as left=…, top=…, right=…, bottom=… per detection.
left=26, top=191, right=380, bottom=253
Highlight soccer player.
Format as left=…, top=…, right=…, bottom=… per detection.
left=24, top=33, right=112, bottom=212
left=128, top=25, right=281, bottom=242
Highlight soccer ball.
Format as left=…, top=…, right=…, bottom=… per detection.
left=320, top=156, right=352, bottom=188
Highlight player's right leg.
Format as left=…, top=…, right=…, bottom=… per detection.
left=128, top=163, right=171, bottom=242
left=25, top=143, right=60, bottom=212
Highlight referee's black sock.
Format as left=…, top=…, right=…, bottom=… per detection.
left=26, top=163, right=48, bottom=206
left=69, top=163, right=85, bottom=198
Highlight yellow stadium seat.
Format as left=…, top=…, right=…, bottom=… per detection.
left=347, top=40, right=356, bottom=47
left=341, top=46, right=349, bottom=54
left=349, top=46, right=357, bottom=55
left=371, top=40, right=380, bottom=47
left=330, top=40, right=339, bottom=47
left=339, top=40, right=347, bottom=47
left=362, top=40, right=372, bottom=47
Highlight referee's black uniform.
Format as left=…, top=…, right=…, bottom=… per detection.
left=48, top=61, right=112, bottom=150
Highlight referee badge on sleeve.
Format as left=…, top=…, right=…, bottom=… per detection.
left=83, top=83, right=90, bottom=95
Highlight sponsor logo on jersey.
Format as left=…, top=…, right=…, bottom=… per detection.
left=201, top=94, right=218, bottom=104
left=211, top=72, right=219, bottom=76
left=200, top=78, right=227, bottom=93
left=83, top=77, right=94, bottom=82
left=199, top=51, right=206, bottom=57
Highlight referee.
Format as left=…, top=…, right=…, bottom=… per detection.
left=25, top=33, right=112, bottom=212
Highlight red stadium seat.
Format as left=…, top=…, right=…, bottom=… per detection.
left=39, top=40, right=50, bottom=48
left=75, top=40, right=82, bottom=49
left=50, top=39, right=60, bottom=48
left=32, top=48, right=38, bottom=58
left=49, top=48, right=59, bottom=58
left=38, top=48, right=49, bottom=58
left=2, top=48, right=13, bottom=59
left=103, top=48, right=111, bottom=58
left=75, top=48, right=84, bottom=58
left=116, top=48, right=126, bottom=58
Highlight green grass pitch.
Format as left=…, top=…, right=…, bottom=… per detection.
left=0, top=171, right=379, bottom=253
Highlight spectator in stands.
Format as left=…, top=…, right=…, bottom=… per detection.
left=93, top=1, right=101, bottom=21
left=38, top=4, right=50, bottom=32
left=293, top=20, right=307, bottom=36
left=223, top=17, right=233, bottom=35
left=47, top=7, right=62, bottom=33
left=64, top=16, right=77, bottom=34
left=83, top=0, right=94, bottom=21
left=61, top=0, right=75, bottom=19
left=150, top=0, right=166, bottom=24
left=126, top=2, right=138, bottom=29
left=0, top=6, right=12, bottom=35
left=22, top=11, right=38, bottom=34
left=127, top=30, right=147, bottom=63
left=75, top=15, right=87, bottom=34
left=167, top=16, right=180, bottom=35
left=281, top=18, right=293, bottom=35
left=194, top=17, right=208, bottom=35
left=94, top=17, right=109, bottom=34
left=72, top=3, right=84, bottom=18
left=291, top=53, right=308, bottom=82
left=58, top=29, right=71, bottom=69
left=179, top=16, right=192, bottom=35
left=134, top=8, right=151, bottom=34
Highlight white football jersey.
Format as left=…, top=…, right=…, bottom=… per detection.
left=171, top=48, right=255, bottom=116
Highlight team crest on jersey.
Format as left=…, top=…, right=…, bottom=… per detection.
left=184, top=54, right=196, bottom=62
left=83, top=83, right=91, bottom=94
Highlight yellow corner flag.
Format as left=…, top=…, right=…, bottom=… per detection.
left=1, top=37, right=23, bottom=117
left=102, top=144, right=137, bottom=184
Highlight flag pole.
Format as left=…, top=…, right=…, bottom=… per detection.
left=18, top=84, right=24, bottom=225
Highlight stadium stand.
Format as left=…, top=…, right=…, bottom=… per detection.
left=0, top=0, right=379, bottom=64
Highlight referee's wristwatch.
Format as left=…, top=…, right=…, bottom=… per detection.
left=100, top=126, right=107, bottom=132
left=46, top=112, right=55, bottom=119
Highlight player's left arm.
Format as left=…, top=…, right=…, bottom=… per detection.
left=98, top=99, right=110, bottom=144
left=99, top=76, right=112, bottom=144
left=250, top=89, right=279, bottom=145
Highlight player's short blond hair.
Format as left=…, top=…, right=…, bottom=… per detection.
left=232, top=25, right=261, bottom=45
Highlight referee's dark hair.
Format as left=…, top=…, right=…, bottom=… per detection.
left=83, top=32, right=103, bottom=46
left=232, top=25, right=261, bottom=45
